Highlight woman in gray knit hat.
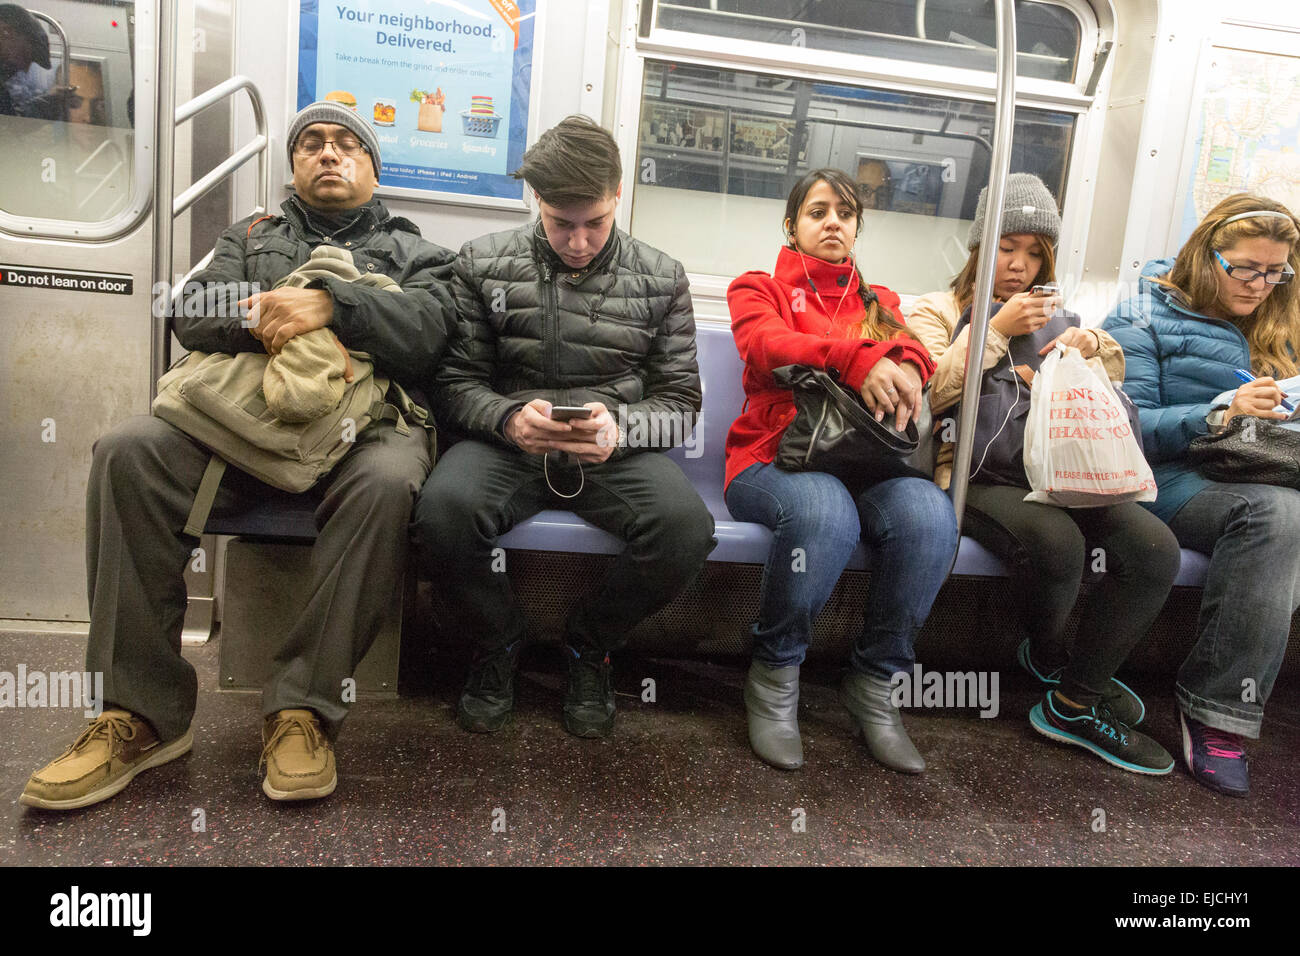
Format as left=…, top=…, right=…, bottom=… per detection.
left=908, top=172, right=1183, bottom=778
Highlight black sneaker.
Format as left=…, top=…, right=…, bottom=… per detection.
left=457, top=640, right=522, bottom=733
left=1017, top=638, right=1146, bottom=727
left=1030, top=690, right=1174, bottom=775
left=563, top=645, right=615, bottom=738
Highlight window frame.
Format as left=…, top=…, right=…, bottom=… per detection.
left=613, top=0, right=1115, bottom=312
left=0, top=0, right=157, bottom=242
left=640, top=0, right=1101, bottom=102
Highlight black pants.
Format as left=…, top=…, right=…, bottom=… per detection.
left=413, top=441, right=717, bottom=653
left=963, top=483, right=1181, bottom=701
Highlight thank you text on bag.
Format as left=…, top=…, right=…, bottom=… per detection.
left=1024, top=346, right=1156, bottom=506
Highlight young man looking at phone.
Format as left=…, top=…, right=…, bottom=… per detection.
left=415, top=115, right=715, bottom=738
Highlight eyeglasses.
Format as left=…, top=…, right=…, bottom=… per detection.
left=293, top=136, right=368, bottom=158
left=1214, top=249, right=1294, bottom=285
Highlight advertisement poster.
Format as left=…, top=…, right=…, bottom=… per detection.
left=296, top=0, right=538, bottom=207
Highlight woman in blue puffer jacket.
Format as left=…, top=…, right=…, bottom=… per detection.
left=1102, top=193, right=1300, bottom=798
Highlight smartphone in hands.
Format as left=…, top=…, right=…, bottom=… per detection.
left=549, top=405, right=594, bottom=422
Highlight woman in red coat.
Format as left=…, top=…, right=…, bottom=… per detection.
left=724, top=168, right=959, bottom=773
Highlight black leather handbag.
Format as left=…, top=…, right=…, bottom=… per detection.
left=1187, top=416, right=1300, bottom=488
left=771, top=365, right=934, bottom=485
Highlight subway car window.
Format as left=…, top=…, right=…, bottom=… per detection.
left=630, top=60, right=1074, bottom=292
left=648, top=0, right=1082, bottom=82
left=0, top=0, right=137, bottom=224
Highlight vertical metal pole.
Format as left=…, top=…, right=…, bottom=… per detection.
left=948, top=0, right=1016, bottom=530
left=150, top=0, right=178, bottom=399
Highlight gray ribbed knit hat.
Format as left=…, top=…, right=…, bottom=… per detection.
left=967, top=172, right=1061, bottom=249
left=286, top=101, right=381, bottom=178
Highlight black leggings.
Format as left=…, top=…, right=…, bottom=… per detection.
left=963, top=483, right=1182, bottom=702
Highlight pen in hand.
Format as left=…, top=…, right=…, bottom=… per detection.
left=1233, top=368, right=1296, bottom=413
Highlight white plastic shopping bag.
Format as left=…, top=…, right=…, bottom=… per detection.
left=1023, top=345, right=1156, bottom=507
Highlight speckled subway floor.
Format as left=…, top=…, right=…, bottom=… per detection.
left=1, top=630, right=1297, bottom=866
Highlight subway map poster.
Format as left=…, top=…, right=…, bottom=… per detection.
left=1177, top=46, right=1300, bottom=244
left=296, top=0, right=537, bottom=204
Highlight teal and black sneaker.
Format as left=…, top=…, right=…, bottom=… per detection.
left=1017, top=638, right=1146, bottom=727
left=1030, top=691, right=1174, bottom=775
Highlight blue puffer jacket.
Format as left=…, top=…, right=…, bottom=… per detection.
left=1101, top=258, right=1253, bottom=522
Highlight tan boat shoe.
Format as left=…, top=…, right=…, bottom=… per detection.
left=20, top=709, right=193, bottom=810
left=260, top=709, right=337, bottom=801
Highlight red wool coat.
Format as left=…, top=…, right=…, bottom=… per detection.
left=723, top=246, right=936, bottom=490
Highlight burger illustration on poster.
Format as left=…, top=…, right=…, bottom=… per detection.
left=325, top=90, right=357, bottom=111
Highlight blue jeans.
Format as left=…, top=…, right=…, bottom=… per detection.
left=725, top=463, right=959, bottom=678
left=1167, top=481, right=1300, bottom=738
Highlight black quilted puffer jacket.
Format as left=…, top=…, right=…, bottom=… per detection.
left=436, top=221, right=701, bottom=457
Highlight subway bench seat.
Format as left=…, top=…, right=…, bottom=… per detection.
left=205, top=324, right=1211, bottom=587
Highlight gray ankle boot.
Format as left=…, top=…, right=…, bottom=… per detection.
left=839, top=671, right=925, bottom=774
left=743, top=661, right=803, bottom=770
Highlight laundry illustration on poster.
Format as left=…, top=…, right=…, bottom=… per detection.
left=296, top=0, right=536, bottom=203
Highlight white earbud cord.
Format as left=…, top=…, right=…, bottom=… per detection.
left=544, top=452, right=584, bottom=499
left=968, top=337, right=1051, bottom=482
left=794, top=247, right=856, bottom=328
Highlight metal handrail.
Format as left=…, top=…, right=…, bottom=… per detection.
left=151, top=51, right=272, bottom=395
left=77, top=159, right=125, bottom=211
left=74, top=138, right=127, bottom=211
left=166, top=247, right=216, bottom=319
left=174, top=134, right=268, bottom=216
left=149, top=0, right=177, bottom=400
left=28, top=11, right=71, bottom=123
left=173, top=75, right=270, bottom=218
left=947, top=0, right=1016, bottom=530
left=75, top=138, right=117, bottom=174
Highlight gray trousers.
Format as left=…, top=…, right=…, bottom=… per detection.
left=1167, top=481, right=1300, bottom=737
left=84, top=414, right=431, bottom=742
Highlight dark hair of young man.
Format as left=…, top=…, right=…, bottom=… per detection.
left=512, top=114, right=622, bottom=207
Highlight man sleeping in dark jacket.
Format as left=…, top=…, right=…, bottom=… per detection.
left=21, top=100, right=456, bottom=811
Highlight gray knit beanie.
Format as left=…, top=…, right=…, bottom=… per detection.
left=286, top=101, right=382, bottom=178
left=967, top=172, right=1061, bottom=249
